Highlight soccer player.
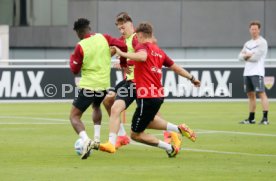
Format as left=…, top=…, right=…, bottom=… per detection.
left=238, top=21, right=269, bottom=125
left=104, top=12, right=196, bottom=150
left=69, top=18, right=127, bottom=159
left=102, top=12, right=138, bottom=148
left=100, top=22, right=200, bottom=157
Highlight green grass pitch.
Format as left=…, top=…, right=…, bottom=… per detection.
left=0, top=101, right=275, bottom=181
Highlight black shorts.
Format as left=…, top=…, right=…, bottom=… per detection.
left=109, top=79, right=127, bottom=93
left=73, top=89, right=107, bottom=112
left=115, top=80, right=136, bottom=109
left=244, top=76, right=265, bottom=93
left=131, top=98, right=164, bottom=133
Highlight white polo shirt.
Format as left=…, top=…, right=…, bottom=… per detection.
left=238, top=36, right=268, bottom=76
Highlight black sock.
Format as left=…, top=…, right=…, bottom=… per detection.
left=249, top=112, right=255, bottom=121
left=263, top=111, right=268, bottom=119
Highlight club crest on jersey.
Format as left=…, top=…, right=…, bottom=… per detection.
left=151, top=51, right=162, bottom=58
left=264, top=76, right=275, bottom=90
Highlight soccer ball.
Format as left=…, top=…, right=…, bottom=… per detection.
left=74, top=138, right=92, bottom=156
left=74, top=138, right=84, bottom=155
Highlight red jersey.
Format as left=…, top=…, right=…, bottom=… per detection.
left=70, top=33, right=127, bottom=74
left=134, top=42, right=174, bottom=98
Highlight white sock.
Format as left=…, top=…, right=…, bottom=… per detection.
left=118, top=123, right=127, bottom=136
left=79, top=131, right=89, bottom=141
left=158, top=140, right=173, bottom=151
left=94, top=125, right=101, bottom=142
left=166, top=122, right=179, bottom=133
left=108, top=132, right=117, bottom=146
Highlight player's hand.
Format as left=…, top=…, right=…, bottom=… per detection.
left=189, top=75, right=200, bottom=87
left=192, top=79, right=201, bottom=87
left=110, top=47, right=116, bottom=56
left=111, top=46, right=123, bottom=56
left=123, top=66, right=132, bottom=74
left=243, top=52, right=253, bottom=61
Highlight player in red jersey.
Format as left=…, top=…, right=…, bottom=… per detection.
left=100, top=22, right=200, bottom=157
left=103, top=12, right=195, bottom=151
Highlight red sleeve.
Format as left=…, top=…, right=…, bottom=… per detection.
left=70, top=44, right=83, bottom=74
left=103, top=34, right=128, bottom=67
left=135, top=43, right=147, bottom=53
left=163, top=53, right=174, bottom=67
left=132, top=35, right=139, bottom=49
left=119, top=36, right=125, bottom=41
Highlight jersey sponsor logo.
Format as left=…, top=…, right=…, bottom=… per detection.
left=151, top=50, right=162, bottom=58
left=264, top=76, right=275, bottom=90
left=0, top=71, right=44, bottom=98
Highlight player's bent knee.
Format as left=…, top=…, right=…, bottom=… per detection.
left=111, top=102, right=125, bottom=115
left=70, top=107, right=82, bottom=121
left=69, top=114, right=79, bottom=124
left=110, top=107, right=120, bottom=116
left=130, top=132, right=139, bottom=141
left=70, top=112, right=80, bottom=121
left=247, top=92, right=256, bottom=99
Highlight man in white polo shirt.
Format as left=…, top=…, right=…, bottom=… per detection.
left=238, top=20, right=269, bottom=125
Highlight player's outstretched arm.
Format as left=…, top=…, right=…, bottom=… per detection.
left=169, top=63, right=201, bottom=87
left=112, top=46, right=147, bottom=62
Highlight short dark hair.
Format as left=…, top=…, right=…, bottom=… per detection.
left=249, top=20, right=261, bottom=29
left=115, top=12, right=132, bottom=25
left=135, top=22, right=153, bottom=38
left=73, top=18, right=90, bottom=31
